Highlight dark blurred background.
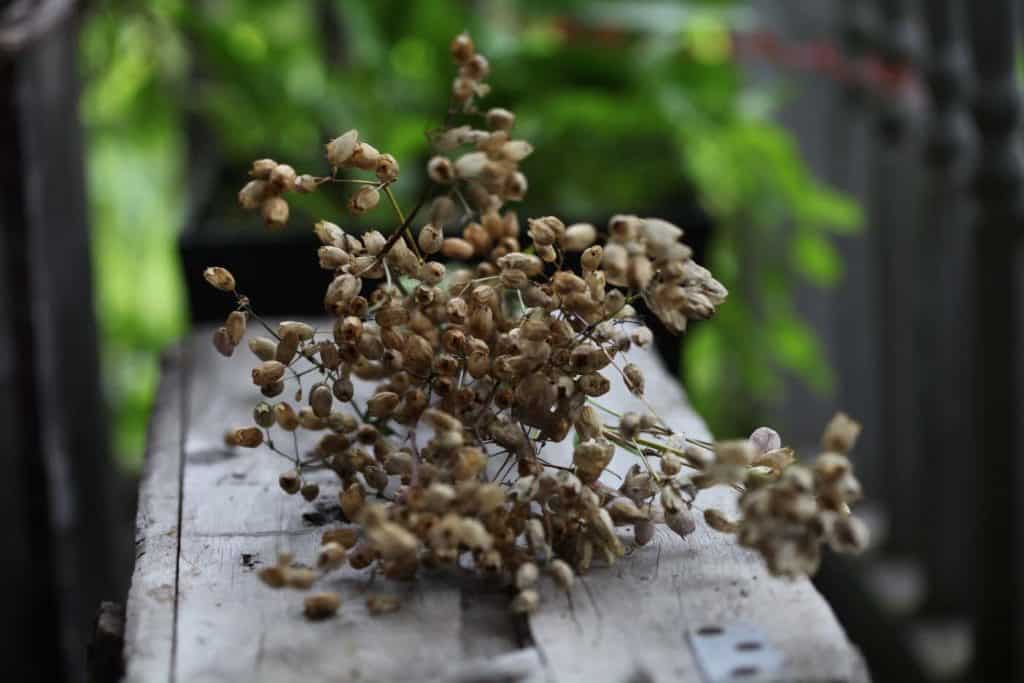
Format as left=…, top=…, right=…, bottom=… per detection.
left=1, top=0, right=1021, bottom=681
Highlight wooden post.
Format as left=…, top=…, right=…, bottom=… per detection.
left=918, top=0, right=976, bottom=618
left=870, top=0, right=923, bottom=559
left=966, top=1, right=1023, bottom=678
left=0, top=4, right=126, bottom=681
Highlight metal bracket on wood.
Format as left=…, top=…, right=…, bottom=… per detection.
left=688, top=622, right=783, bottom=682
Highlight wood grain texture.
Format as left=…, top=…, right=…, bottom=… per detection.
left=125, top=327, right=867, bottom=682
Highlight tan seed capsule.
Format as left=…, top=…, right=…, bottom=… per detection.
left=238, top=179, right=268, bottom=209
left=450, top=32, right=475, bottom=63
left=279, top=469, right=301, bottom=495
left=418, top=223, right=444, bottom=254
left=274, top=402, right=300, bottom=431
left=212, top=327, right=235, bottom=357
left=623, top=363, right=645, bottom=396
left=275, top=331, right=299, bottom=364
left=257, top=565, right=286, bottom=589
left=349, top=186, right=380, bottom=215
left=704, top=509, right=739, bottom=533
left=248, top=336, right=277, bottom=361
left=515, top=562, right=539, bottom=590
left=822, top=412, right=862, bottom=454
left=203, top=266, right=236, bottom=292
left=232, top=427, right=263, bottom=448
left=225, top=311, right=246, bottom=344
left=485, top=107, right=515, bottom=131
left=549, top=559, right=574, bottom=591
left=303, top=592, right=341, bottom=620
left=252, top=361, right=286, bottom=386
left=375, top=153, right=400, bottom=182
left=309, top=384, right=333, bottom=418
left=249, top=158, right=278, bottom=179
left=441, top=237, right=475, bottom=260
left=367, top=392, right=400, bottom=418
left=261, top=196, right=289, bottom=229
left=269, top=164, right=297, bottom=192
left=326, top=129, right=359, bottom=167
left=339, top=482, right=366, bottom=521
left=510, top=589, right=539, bottom=614
left=350, top=142, right=380, bottom=171
left=317, top=542, right=347, bottom=571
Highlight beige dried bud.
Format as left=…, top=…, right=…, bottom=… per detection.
left=230, top=427, right=263, bottom=448
left=314, top=220, right=345, bottom=246
left=417, top=224, right=444, bottom=255
left=462, top=53, right=490, bottom=80
left=485, top=107, right=515, bottom=131
left=269, top=164, right=297, bottom=192
left=257, top=565, right=286, bottom=588
left=340, top=482, right=366, bottom=521
left=515, top=562, right=539, bottom=590
left=665, top=506, right=696, bottom=540
left=349, top=142, right=380, bottom=171
left=304, top=592, right=341, bottom=620
left=238, top=180, right=268, bottom=209
left=427, top=156, right=454, bottom=184
left=830, top=515, right=870, bottom=554
left=704, top=509, right=739, bottom=533
left=822, top=412, right=862, bottom=454
left=318, top=246, right=349, bottom=270
left=511, top=589, right=539, bottom=614
left=309, top=384, right=333, bottom=419
left=563, top=223, right=597, bottom=251
left=274, top=402, right=300, bottom=431
left=225, top=311, right=246, bottom=345
left=249, top=158, right=278, bottom=180
left=261, top=196, right=289, bottom=229
left=326, top=129, right=359, bottom=167
left=252, top=360, right=286, bottom=386
left=450, top=32, right=475, bottom=64
left=212, top=327, right=235, bottom=357
left=317, top=542, right=347, bottom=571
left=623, top=363, right=645, bottom=396
left=203, top=266, right=236, bottom=292
left=349, top=186, right=380, bottom=215
left=549, top=559, right=574, bottom=591
left=366, top=391, right=400, bottom=419
left=441, top=237, right=475, bottom=260
left=375, top=153, right=400, bottom=182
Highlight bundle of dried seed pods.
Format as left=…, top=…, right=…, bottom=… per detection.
left=206, top=33, right=869, bottom=620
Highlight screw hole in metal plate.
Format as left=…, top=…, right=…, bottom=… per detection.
left=696, top=625, right=724, bottom=636
left=735, top=641, right=762, bottom=651
left=731, top=665, right=759, bottom=677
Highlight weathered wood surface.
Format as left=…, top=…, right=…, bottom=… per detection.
left=124, top=326, right=868, bottom=682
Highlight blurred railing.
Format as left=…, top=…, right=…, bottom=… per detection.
left=745, top=1, right=1022, bottom=680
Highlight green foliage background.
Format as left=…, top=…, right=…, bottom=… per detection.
left=80, top=0, right=859, bottom=465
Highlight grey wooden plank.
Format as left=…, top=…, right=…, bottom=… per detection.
left=526, top=345, right=868, bottom=682
left=130, top=326, right=864, bottom=682
left=123, top=346, right=186, bottom=683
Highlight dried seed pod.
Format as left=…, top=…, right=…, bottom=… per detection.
left=203, top=266, right=236, bottom=292
left=304, top=592, right=341, bottom=620
left=349, top=186, right=380, bottom=215
left=238, top=180, right=268, bottom=209
left=441, top=237, right=475, bottom=260
left=350, top=142, right=380, bottom=171
left=822, top=412, right=862, bottom=454
left=231, top=427, right=263, bottom=448
left=375, top=154, right=400, bottom=182
left=269, top=164, right=297, bottom=192
left=515, top=562, right=539, bottom=590
left=510, top=588, right=539, bottom=614
left=212, top=327, right=235, bottom=357
left=279, top=469, right=301, bottom=495
left=563, top=223, right=597, bottom=251
left=246, top=337, right=275, bottom=361
left=257, top=565, right=286, bottom=588
left=634, top=520, right=656, bottom=546
left=252, top=361, right=286, bottom=386
left=340, top=482, right=366, bottom=521
left=623, top=363, right=645, bottom=396
left=249, top=158, right=278, bottom=180
left=317, top=542, right=347, bottom=571
left=261, top=196, right=289, bottom=229
left=274, top=402, right=300, bottom=431
left=326, top=129, right=359, bottom=167
left=665, top=506, right=696, bottom=540
left=486, top=107, right=515, bottom=131
left=704, top=509, right=739, bottom=533
left=332, top=377, right=354, bottom=403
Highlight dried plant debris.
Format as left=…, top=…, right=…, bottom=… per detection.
left=207, top=33, right=868, bottom=620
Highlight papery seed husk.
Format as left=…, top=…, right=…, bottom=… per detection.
left=304, top=592, right=341, bottom=620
